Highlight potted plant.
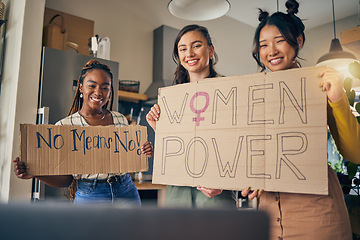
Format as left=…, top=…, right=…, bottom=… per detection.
left=330, top=60, right=360, bottom=239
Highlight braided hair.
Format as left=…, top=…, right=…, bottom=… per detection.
left=68, top=59, right=114, bottom=116
left=252, top=0, right=305, bottom=72
left=172, top=24, right=219, bottom=85
left=66, top=59, right=114, bottom=201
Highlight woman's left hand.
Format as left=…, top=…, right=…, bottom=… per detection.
left=141, top=141, right=153, bottom=157
left=241, top=187, right=263, bottom=200
left=319, top=67, right=344, bottom=103
left=197, top=187, right=223, bottom=198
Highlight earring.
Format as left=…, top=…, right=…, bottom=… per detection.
left=80, top=93, right=83, bottom=98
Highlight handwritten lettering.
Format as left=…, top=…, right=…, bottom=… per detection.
left=153, top=69, right=328, bottom=194
left=36, top=128, right=141, bottom=156
left=160, top=133, right=306, bottom=180
left=36, top=128, right=64, bottom=149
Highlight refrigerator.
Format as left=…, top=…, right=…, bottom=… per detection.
left=35, top=46, right=119, bottom=202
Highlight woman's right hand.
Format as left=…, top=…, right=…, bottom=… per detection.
left=146, top=104, right=161, bottom=131
left=13, top=157, right=33, bottom=179
left=319, top=67, right=344, bottom=103
left=241, top=187, right=263, bottom=200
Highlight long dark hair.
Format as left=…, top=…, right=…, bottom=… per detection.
left=252, top=0, right=305, bottom=72
left=68, top=59, right=114, bottom=116
left=172, top=24, right=218, bottom=84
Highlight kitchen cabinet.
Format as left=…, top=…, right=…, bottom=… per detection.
left=43, top=8, right=94, bottom=55
left=341, top=26, right=360, bottom=56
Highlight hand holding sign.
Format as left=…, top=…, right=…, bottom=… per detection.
left=319, top=67, right=345, bottom=103
left=13, top=157, right=32, bottom=179
left=141, top=141, right=154, bottom=158
left=146, top=104, right=161, bottom=131
left=241, top=187, right=264, bottom=200
left=197, top=187, right=222, bottom=198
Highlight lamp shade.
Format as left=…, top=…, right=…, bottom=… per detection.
left=317, top=39, right=360, bottom=87
left=317, top=38, right=357, bottom=64
left=168, top=0, right=230, bottom=21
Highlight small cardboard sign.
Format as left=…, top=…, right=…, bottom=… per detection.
left=152, top=66, right=328, bottom=195
left=20, top=124, right=148, bottom=176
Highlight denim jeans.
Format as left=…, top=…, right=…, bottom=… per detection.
left=74, top=173, right=141, bottom=207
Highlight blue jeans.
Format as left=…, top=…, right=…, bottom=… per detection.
left=74, top=173, right=141, bottom=207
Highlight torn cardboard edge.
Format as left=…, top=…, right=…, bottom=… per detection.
left=20, top=124, right=148, bottom=176
left=152, top=66, right=329, bottom=195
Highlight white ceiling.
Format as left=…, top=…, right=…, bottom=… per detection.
left=226, top=0, right=359, bottom=30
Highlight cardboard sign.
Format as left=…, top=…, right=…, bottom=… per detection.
left=20, top=124, right=148, bottom=176
left=152, top=66, right=329, bottom=195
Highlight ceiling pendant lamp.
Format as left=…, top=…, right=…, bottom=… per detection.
left=316, top=0, right=357, bottom=72
left=168, top=0, right=231, bottom=21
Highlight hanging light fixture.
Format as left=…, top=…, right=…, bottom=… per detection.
left=316, top=0, right=357, bottom=73
left=168, top=0, right=231, bottom=21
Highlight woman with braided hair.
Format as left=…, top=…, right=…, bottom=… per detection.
left=13, top=60, right=153, bottom=206
left=240, top=0, right=360, bottom=239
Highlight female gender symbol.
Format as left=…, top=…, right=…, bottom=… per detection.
left=190, top=91, right=210, bottom=126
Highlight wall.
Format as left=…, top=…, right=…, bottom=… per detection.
left=45, top=0, right=258, bottom=94
left=302, top=14, right=359, bottom=68
left=0, top=0, right=46, bottom=202
left=44, top=0, right=359, bottom=92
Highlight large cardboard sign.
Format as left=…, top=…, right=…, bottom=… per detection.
left=152, top=67, right=329, bottom=195
left=20, top=124, right=148, bottom=176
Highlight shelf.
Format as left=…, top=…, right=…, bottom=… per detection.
left=134, top=181, right=167, bottom=207
left=118, top=90, right=148, bottom=102
left=134, top=181, right=166, bottom=190
left=341, top=26, right=360, bottom=56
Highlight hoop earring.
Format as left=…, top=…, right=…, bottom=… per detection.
left=293, top=58, right=300, bottom=67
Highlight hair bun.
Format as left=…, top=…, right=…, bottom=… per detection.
left=286, top=0, right=299, bottom=14
left=258, top=9, right=269, bottom=22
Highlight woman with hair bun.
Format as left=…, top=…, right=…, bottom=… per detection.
left=241, top=0, right=360, bottom=239
left=13, top=59, right=153, bottom=206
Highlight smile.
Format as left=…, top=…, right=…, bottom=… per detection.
left=90, top=96, right=103, bottom=103
left=269, top=57, right=283, bottom=65
left=187, top=59, right=199, bottom=66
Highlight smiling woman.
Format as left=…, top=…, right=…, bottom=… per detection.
left=172, top=24, right=219, bottom=85
left=258, top=25, right=302, bottom=71
left=78, top=68, right=112, bottom=125
left=13, top=59, right=154, bottom=206
left=177, top=30, right=215, bottom=81
left=146, top=24, right=237, bottom=208
left=243, top=0, right=360, bottom=239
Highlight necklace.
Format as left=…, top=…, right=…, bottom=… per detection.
left=81, top=110, right=106, bottom=123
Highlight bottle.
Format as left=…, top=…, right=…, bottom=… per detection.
left=134, top=172, right=143, bottom=183
left=97, top=37, right=110, bottom=60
